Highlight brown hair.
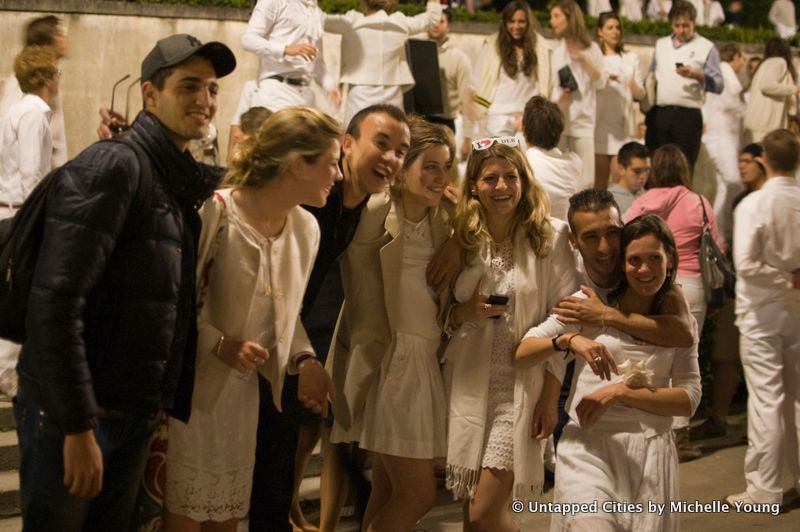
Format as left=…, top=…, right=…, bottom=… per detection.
left=612, top=213, right=679, bottom=313
left=762, top=128, right=800, bottom=174
left=718, top=42, right=742, bottom=63
left=25, top=15, right=61, bottom=47
left=597, top=11, right=625, bottom=54
left=13, top=46, right=58, bottom=94
left=362, top=0, right=397, bottom=13
left=240, top=106, right=272, bottom=137
left=522, top=96, right=564, bottom=150
left=649, top=144, right=691, bottom=189
left=668, top=0, right=697, bottom=22
left=551, top=0, right=592, bottom=48
left=225, top=107, right=343, bottom=189
left=497, top=1, right=540, bottom=78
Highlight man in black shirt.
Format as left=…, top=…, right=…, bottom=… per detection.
left=249, top=104, right=411, bottom=532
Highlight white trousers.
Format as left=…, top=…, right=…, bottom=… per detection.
left=560, top=135, right=595, bottom=191
left=739, top=300, right=800, bottom=503
left=251, top=78, right=316, bottom=112
left=703, top=133, right=743, bottom=245
left=0, top=208, right=19, bottom=397
left=344, top=85, right=403, bottom=129
left=674, top=276, right=707, bottom=430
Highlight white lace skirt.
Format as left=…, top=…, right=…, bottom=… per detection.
left=551, top=422, right=679, bottom=532
left=359, top=332, right=447, bottom=459
left=165, top=355, right=259, bottom=521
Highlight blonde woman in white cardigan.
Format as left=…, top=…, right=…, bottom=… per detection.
left=516, top=214, right=701, bottom=532
left=324, top=0, right=441, bottom=126
left=743, top=37, right=800, bottom=144
left=594, top=11, right=644, bottom=190
left=326, top=119, right=455, bottom=531
left=444, top=138, right=576, bottom=531
left=462, top=1, right=552, bottom=145
left=163, top=108, right=338, bottom=532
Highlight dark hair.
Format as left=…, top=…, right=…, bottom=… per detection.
left=25, top=15, right=61, bottom=47
left=649, top=144, right=691, bottom=188
left=497, top=1, right=539, bottom=78
left=740, top=142, right=763, bottom=159
left=146, top=66, right=176, bottom=90
left=567, top=189, right=621, bottom=234
left=443, top=7, right=453, bottom=24
left=240, top=106, right=272, bottom=137
left=345, top=103, right=408, bottom=139
left=762, top=128, right=800, bottom=173
left=764, top=37, right=797, bottom=83
left=612, top=214, right=679, bottom=313
left=668, top=0, right=697, bottom=22
left=597, top=11, right=625, bottom=54
left=718, top=43, right=742, bottom=63
left=522, top=95, right=564, bottom=150
left=617, top=142, right=650, bottom=168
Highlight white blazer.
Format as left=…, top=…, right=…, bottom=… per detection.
left=194, top=189, right=319, bottom=411
left=324, top=4, right=441, bottom=88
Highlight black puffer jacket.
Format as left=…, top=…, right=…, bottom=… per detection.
left=18, top=111, right=219, bottom=434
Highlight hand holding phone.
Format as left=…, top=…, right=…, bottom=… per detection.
left=486, top=294, right=509, bottom=319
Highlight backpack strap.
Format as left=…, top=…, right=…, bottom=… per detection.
left=106, top=135, right=154, bottom=213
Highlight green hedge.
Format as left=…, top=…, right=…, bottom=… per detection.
left=127, top=0, right=784, bottom=44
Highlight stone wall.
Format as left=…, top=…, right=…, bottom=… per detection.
left=0, top=0, right=689, bottom=160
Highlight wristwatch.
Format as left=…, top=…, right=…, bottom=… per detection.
left=551, top=334, right=568, bottom=353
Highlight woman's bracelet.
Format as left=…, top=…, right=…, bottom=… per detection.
left=566, top=333, right=579, bottom=354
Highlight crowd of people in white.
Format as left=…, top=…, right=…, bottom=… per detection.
left=0, top=1, right=799, bottom=531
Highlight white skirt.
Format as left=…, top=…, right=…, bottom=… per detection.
left=551, top=422, right=679, bottom=532
left=359, top=332, right=447, bottom=459
left=164, top=355, right=259, bottom=521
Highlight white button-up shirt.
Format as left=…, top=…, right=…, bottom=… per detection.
left=0, top=93, right=53, bottom=206
left=241, top=0, right=335, bottom=91
left=733, top=176, right=800, bottom=315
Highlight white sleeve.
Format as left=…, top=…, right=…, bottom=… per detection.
left=670, top=344, right=702, bottom=416
left=241, top=0, right=287, bottom=60
left=17, top=108, right=52, bottom=198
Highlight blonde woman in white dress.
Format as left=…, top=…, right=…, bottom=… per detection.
left=163, top=108, right=338, bottom=532
left=516, top=214, right=702, bottom=532
left=444, top=138, right=577, bottom=531
left=329, top=118, right=455, bottom=532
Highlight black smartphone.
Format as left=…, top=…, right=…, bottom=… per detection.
left=486, top=294, right=509, bottom=319
left=675, top=62, right=684, bottom=68
left=486, top=294, right=509, bottom=305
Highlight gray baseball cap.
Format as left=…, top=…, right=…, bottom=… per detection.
left=141, top=34, right=236, bottom=82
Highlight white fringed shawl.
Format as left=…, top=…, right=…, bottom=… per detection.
left=444, top=221, right=577, bottom=500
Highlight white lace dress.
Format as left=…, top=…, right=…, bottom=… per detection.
left=164, top=201, right=279, bottom=521
left=480, top=238, right=517, bottom=470
left=359, top=217, right=447, bottom=459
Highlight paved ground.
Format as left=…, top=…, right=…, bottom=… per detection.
left=325, top=418, right=800, bottom=531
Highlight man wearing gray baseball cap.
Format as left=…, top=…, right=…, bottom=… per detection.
left=15, top=34, right=235, bottom=531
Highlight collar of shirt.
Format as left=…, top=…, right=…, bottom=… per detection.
left=23, top=93, right=53, bottom=120
left=671, top=33, right=696, bottom=49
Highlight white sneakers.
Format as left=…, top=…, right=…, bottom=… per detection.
left=725, top=491, right=754, bottom=505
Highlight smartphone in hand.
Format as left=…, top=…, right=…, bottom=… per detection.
left=486, top=294, right=509, bottom=319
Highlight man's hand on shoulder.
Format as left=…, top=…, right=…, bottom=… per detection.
left=553, top=285, right=606, bottom=326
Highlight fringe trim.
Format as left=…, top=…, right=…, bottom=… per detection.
left=445, top=464, right=480, bottom=500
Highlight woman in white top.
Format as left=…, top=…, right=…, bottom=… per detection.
left=516, top=214, right=701, bottom=532
left=464, top=1, right=551, bottom=143
left=594, top=11, right=644, bottom=190
left=444, top=138, right=577, bottom=531
left=163, top=108, right=338, bottom=532
left=743, top=37, right=800, bottom=144
left=549, top=0, right=605, bottom=191
left=335, top=118, right=455, bottom=531
left=324, top=0, right=441, bottom=126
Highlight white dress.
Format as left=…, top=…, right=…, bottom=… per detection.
left=165, top=201, right=280, bottom=521
left=595, top=53, right=637, bottom=155
left=487, top=62, right=538, bottom=137
left=480, top=238, right=517, bottom=470
left=359, top=217, right=447, bottom=459
left=550, top=328, right=700, bottom=532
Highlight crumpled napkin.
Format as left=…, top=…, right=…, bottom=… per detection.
left=617, top=359, right=654, bottom=388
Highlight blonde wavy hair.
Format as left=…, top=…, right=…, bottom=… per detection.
left=454, top=143, right=552, bottom=263
left=224, top=107, right=342, bottom=189
left=14, top=46, right=57, bottom=94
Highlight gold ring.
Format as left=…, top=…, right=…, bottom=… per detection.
left=484, top=303, right=492, bottom=310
